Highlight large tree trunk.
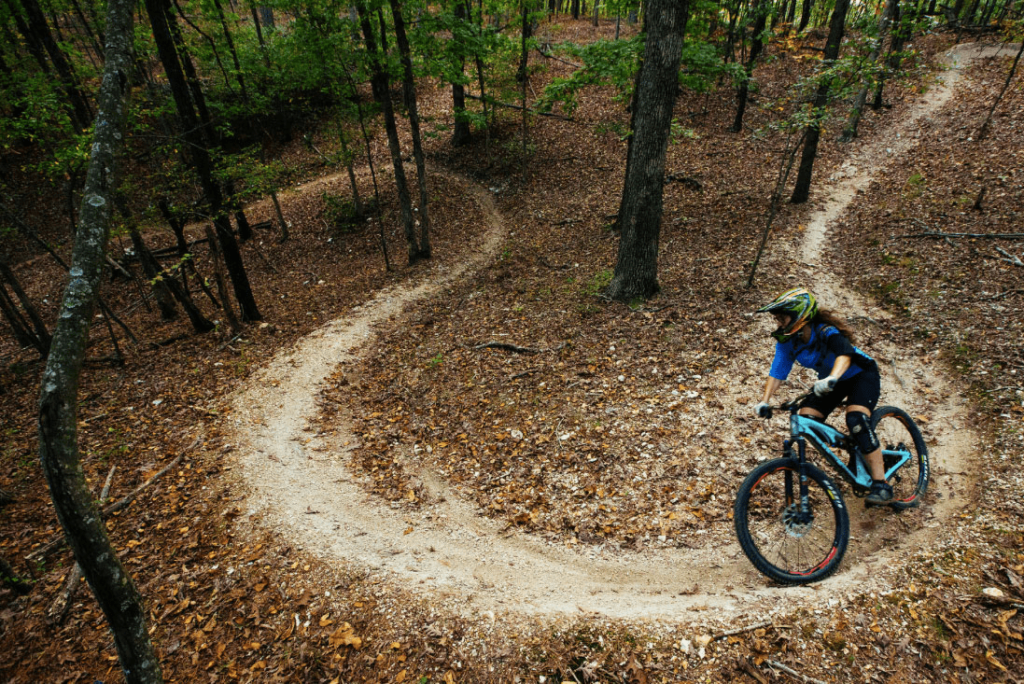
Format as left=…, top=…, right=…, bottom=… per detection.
left=790, top=0, right=851, bottom=204
left=798, top=0, right=814, bottom=31
left=389, top=0, right=431, bottom=259
left=37, top=0, right=164, bottom=681
left=356, top=1, right=419, bottom=265
left=732, top=0, right=768, bottom=131
left=839, top=0, right=898, bottom=141
left=605, top=0, right=689, bottom=302
left=145, top=0, right=261, bottom=321
left=450, top=2, right=472, bottom=146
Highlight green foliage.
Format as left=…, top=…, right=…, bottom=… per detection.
left=903, top=172, right=926, bottom=199
left=678, top=41, right=744, bottom=93
left=537, top=37, right=642, bottom=115
left=583, top=269, right=613, bottom=296
left=669, top=118, right=698, bottom=143
left=322, top=193, right=367, bottom=234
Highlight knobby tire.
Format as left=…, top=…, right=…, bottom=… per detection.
left=871, top=405, right=929, bottom=510
left=734, top=457, right=850, bottom=585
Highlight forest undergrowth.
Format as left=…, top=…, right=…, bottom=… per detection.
left=1, top=19, right=1023, bottom=684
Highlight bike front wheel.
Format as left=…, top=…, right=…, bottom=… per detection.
left=734, top=458, right=850, bottom=584
left=872, top=405, right=929, bottom=510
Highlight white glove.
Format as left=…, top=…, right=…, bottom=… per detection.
left=814, top=376, right=837, bottom=396
left=754, top=401, right=771, bottom=418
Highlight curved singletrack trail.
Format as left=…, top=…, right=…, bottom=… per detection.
left=228, top=44, right=1014, bottom=623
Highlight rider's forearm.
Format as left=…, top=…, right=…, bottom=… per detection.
left=761, top=377, right=782, bottom=403
left=827, top=355, right=851, bottom=380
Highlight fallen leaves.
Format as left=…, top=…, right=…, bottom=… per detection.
left=328, top=623, right=362, bottom=650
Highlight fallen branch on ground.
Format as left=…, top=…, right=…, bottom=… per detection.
left=995, top=246, right=1023, bottom=267
left=712, top=620, right=772, bottom=641
left=897, top=231, right=1024, bottom=240
left=465, top=93, right=576, bottom=121
left=474, top=342, right=539, bottom=354
left=48, top=465, right=116, bottom=624
left=983, top=289, right=1024, bottom=301
left=666, top=173, right=703, bottom=191
left=26, top=438, right=197, bottom=563
left=533, top=46, right=582, bottom=68
left=766, top=660, right=828, bottom=684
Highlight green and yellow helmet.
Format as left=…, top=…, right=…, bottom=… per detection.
left=757, top=288, right=818, bottom=342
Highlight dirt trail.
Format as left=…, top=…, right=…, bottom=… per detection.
left=228, top=45, right=1013, bottom=624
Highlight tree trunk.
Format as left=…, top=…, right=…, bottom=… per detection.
left=69, top=0, right=104, bottom=59
left=389, top=0, right=431, bottom=259
left=732, top=0, right=768, bottom=131
left=211, top=0, right=249, bottom=101
left=356, top=1, right=418, bottom=265
left=839, top=0, right=898, bottom=141
left=224, top=181, right=253, bottom=242
left=592, top=0, right=599, bottom=25
left=0, top=282, right=40, bottom=350
left=976, top=41, right=1024, bottom=141
left=146, top=0, right=261, bottom=321
left=873, top=0, right=909, bottom=108
left=605, top=0, right=689, bottom=302
left=798, top=0, right=814, bottom=30
left=790, top=0, right=851, bottom=204
left=125, top=227, right=178, bottom=320
left=118, top=199, right=216, bottom=332
left=346, top=70, right=392, bottom=271
left=0, top=260, right=51, bottom=355
left=203, top=225, right=241, bottom=335
left=450, top=1, right=472, bottom=145
left=571, top=0, right=579, bottom=19
left=10, top=0, right=92, bottom=131
left=249, top=4, right=270, bottom=65
left=37, top=0, right=164, bottom=680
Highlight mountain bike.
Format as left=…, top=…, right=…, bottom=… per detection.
left=734, top=391, right=929, bottom=584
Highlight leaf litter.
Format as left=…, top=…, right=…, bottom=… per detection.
left=1, top=21, right=1022, bottom=683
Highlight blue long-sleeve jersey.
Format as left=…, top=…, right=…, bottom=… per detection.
left=769, top=323, right=877, bottom=381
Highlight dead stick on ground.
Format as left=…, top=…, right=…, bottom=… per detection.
left=712, top=620, right=772, bottom=641
left=995, top=246, right=1024, bottom=267
left=766, top=660, right=828, bottom=684
left=26, top=437, right=198, bottom=562
left=474, top=341, right=540, bottom=354
left=897, top=232, right=1024, bottom=240
left=984, top=289, right=1024, bottom=300
left=48, top=465, right=117, bottom=624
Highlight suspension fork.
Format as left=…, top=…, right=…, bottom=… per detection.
left=782, top=436, right=811, bottom=512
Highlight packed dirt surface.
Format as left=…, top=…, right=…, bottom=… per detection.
left=228, top=44, right=1016, bottom=623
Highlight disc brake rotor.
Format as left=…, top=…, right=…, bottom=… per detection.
left=782, top=503, right=814, bottom=538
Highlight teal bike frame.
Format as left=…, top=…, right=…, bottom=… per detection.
left=783, top=400, right=913, bottom=493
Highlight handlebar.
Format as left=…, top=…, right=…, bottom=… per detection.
left=760, top=390, right=815, bottom=419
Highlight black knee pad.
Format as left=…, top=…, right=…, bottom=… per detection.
left=846, top=412, right=879, bottom=454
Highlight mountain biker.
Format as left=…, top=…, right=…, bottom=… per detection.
left=753, top=288, right=893, bottom=506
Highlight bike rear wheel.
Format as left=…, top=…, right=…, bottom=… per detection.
left=872, top=405, right=929, bottom=510
left=734, top=458, right=849, bottom=584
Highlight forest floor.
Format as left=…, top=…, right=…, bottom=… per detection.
left=2, top=19, right=1024, bottom=684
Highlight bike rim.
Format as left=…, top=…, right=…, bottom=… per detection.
left=875, top=412, right=923, bottom=504
left=746, top=465, right=842, bottom=577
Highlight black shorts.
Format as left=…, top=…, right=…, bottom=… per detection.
left=800, top=368, right=881, bottom=416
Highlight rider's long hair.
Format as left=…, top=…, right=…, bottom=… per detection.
left=812, top=309, right=857, bottom=345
